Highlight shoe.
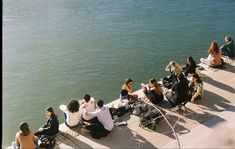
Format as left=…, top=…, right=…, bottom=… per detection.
left=114, top=121, right=127, bottom=126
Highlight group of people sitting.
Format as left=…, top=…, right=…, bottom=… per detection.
left=13, top=35, right=234, bottom=149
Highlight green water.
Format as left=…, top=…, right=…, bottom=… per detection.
left=3, top=0, right=235, bottom=147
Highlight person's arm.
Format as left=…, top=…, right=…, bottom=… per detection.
left=15, top=133, right=20, bottom=147
left=124, top=85, right=132, bottom=94
left=192, top=84, right=202, bottom=98
left=84, top=107, right=97, bottom=117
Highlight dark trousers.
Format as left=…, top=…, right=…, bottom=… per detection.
left=85, top=118, right=110, bottom=139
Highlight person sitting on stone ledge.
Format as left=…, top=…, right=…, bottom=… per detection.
left=182, top=56, right=197, bottom=77
left=221, top=34, right=235, bottom=58
left=83, top=99, right=114, bottom=139
left=165, top=73, right=191, bottom=107
left=120, top=78, right=138, bottom=102
left=34, top=106, right=59, bottom=148
left=13, top=122, right=38, bottom=149
left=59, top=99, right=81, bottom=128
left=79, top=94, right=96, bottom=122
left=200, top=40, right=223, bottom=68
left=189, top=73, right=204, bottom=103
left=141, top=78, right=163, bottom=105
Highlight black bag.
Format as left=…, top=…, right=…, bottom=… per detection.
left=139, top=108, right=164, bottom=130
left=109, top=106, right=129, bottom=119
left=39, top=135, right=56, bottom=148
left=162, top=74, right=176, bottom=89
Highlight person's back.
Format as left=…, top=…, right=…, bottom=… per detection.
left=95, top=106, right=114, bottom=131
left=210, top=49, right=222, bottom=66
left=15, top=122, right=36, bottom=149
left=16, top=131, right=35, bottom=149
left=60, top=99, right=80, bottom=127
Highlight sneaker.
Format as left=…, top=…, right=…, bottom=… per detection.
left=114, top=121, right=127, bottom=126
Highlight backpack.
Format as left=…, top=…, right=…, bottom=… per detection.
left=39, top=135, right=56, bottom=148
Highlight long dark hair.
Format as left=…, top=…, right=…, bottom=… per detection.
left=19, top=122, right=30, bottom=136
left=193, top=73, right=203, bottom=84
left=125, top=78, right=133, bottom=85
left=67, top=99, right=80, bottom=113
left=46, top=106, right=56, bottom=118
left=188, top=56, right=196, bottom=66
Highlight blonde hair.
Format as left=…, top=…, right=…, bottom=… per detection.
left=165, top=61, right=183, bottom=76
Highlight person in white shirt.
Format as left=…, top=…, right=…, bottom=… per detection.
left=80, top=94, right=96, bottom=121
left=84, top=99, right=114, bottom=139
left=60, top=99, right=80, bottom=128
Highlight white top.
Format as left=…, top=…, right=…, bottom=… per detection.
left=88, top=106, right=114, bottom=131
left=80, top=97, right=96, bottom=120
left=59, top=104, right=81, bottom=127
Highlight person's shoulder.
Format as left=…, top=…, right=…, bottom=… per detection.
left=16, top=131, right=20, bottom=137
left=90, top=97, right=95, bottom=102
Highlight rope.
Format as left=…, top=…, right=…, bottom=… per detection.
left=142, top=98, right=181, bottom=149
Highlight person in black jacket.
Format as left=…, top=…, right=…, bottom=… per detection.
left=165, top=73, right=190, bottom=107
left=182, top=56, right=196, bottom=77
left=35, top=106, right=59, bottom=137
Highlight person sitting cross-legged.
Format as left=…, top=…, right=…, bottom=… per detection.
left=189, top=73, right=204, bottom=103
left=83, top=99, right=114, bottom=139
left=165, top=73, right=191, bottom=107
left=142, top=78, right=163, bottom=105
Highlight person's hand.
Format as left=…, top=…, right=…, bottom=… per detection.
left=38, top=127, right=43, bottom=132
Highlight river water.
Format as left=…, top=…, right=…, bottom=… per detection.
left=3, top=0, right=235, bottom=147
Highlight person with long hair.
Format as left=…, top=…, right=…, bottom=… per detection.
left=200, top=41, right=222, bottom=67
left=60, top=99, right=80, bottom=128
left=162, top=61, right=183, bottom=89
left=35, top=106, right=59, bottom=137
left=120, top=78, right=138, bottom=101
left=142, top=78, right=163, bottom=105
left=13, top=122, right=38, bottom=149
left=182, top=56, right=197, bottom=77
left=189, top=73, right=204, bottom=102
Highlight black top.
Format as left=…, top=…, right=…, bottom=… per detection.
left=120, top=89, right=129, bottom=96
left=184, top=61, right=196, bottom=74
left=42, top=115, right=59, bottom=136
left=171, top=78, right=189, bottom=103
left=148, top=90, right=163, bottom=105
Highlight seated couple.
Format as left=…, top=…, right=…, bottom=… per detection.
left=165, top=73, right=204, bottom=107
left=82, top=99, right=114, bottom=139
